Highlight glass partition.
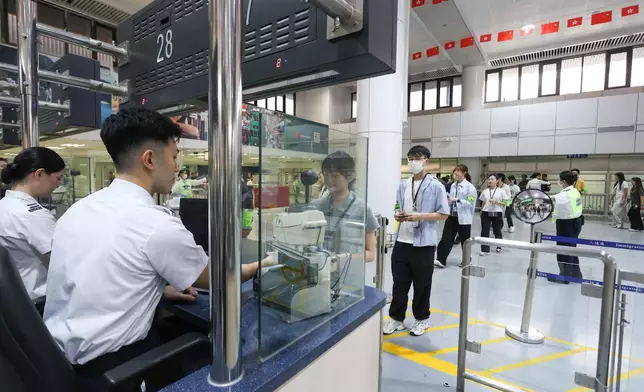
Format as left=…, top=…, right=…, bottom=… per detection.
left=256, top=119, right=370, bottom=361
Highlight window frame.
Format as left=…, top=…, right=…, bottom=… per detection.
left=350, top=92, right=357, bottom=119
left=246, top=94, right=296, bottom=115
left=484, top=70, right=501, bottom=103
left=538, top=60, right=560, bottom=97
left=605, top=49, right=631, bottom=90
left=407, top=75, right=462, bottom=111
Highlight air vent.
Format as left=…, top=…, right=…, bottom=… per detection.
left=408, top=67, right=461, bottom=83
left=490, top=32, right=644, bottom=68
left=175, top=0, right=205, bottom=21
left=133, top=49, right=208, bottom=95
left=243, top=6, right=315, bottom=61
left=42, top=0, right=130, bottom=26
left=133, top=0, right=172, bottom=43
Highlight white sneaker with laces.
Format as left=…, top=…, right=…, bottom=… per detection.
left=410, top=319, right=431, bottom=336
left=508, top=226, right=515, bottom=233
left=383, top=319, right=405, bottom=335
left=479, top=251, right=489, bottom=257
left=434, top=260, right=446, bottom=268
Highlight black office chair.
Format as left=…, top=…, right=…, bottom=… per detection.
left=0, top=247, right=210, bottom=392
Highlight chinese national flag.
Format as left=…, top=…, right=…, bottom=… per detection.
left=591, top=11, right=612, bottom=25
left=622, top=5, right=640, bottom=17
left=426, top=46, right=439, bottom=57
left=520, top=26, right=534, bottom=37
left=567, top=17, right=583, bottom=28
left=412, top=52, right=422, bottom=60
left=444, top=41, right=456, bottom=50
left=411, top=0, right=425, bottom=8
left=460, top=36, right=475, bottom=48
left=480, top=33, right=492, bottom=43
left=497, top=30, right=514, bottom=42
left=541, top=21, right=560, bottom=35
left=432, top=0, right=448, bottom=4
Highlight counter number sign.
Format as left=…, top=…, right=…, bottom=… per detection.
left=157, top=29, right=174, bottom=63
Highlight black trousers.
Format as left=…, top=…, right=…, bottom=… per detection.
left=555, top=217, right=583, bottom=278
left=436, top=215, right=471, bottom=265
left=389, top=242, right=435, bottom=322
left=506, top=205, right=514, bottom=228
left=74, top=316, right=209, bottom=392
left=481, top=212, right=503, bottom=252
left=628, top=206, right=644, bottom=230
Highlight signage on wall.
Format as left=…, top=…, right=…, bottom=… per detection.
left=567, top=154, right=589, bottom=159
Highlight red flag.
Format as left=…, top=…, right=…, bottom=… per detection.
left=591, top=10, right=612, bottom=25
left=411, top=0, right=425, bottom=8
left=412, top=52, right=422, bottom=60
left=622, top=5, right=639, bottom=16
left=444, top=41, right=456, bottom=50
left=426, top=46, right=439, bottom=57
left=460, top=36, right=475, bottom=48
left=520, top=25, right=534, bottom=37
left=480, top=33, right=492, bottom=43
left=541, top=21, right=560, bottom=35
left=432, top=0, right=448, bottom=4
left=567, top=17, right=583, bottom=28
left=497, top=30, right=514, bottom=42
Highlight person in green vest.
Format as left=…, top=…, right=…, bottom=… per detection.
left=172, top=169, right=194, bottom=198
left=550, top=170, right=584, bottom=284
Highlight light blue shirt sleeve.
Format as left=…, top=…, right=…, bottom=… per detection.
left=431, top=182, right=450, bottom=215
left=462, top=183, right=477, bottom=207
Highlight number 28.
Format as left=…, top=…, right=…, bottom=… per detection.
left=156, top=29, right=174, bottom=63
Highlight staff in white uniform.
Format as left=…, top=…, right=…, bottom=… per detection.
left=479, top=174, right=509, bottom=256
left=43, top=109, right=265, bottom=385
left=527, top=172, right=550, bottom=190
left=0, top=147, right=65, bottom=299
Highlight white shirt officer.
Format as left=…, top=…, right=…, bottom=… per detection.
left=479, top=187, right=509, bottom=214
left=553, top=185, right=583, bottom=220
left=0, top=190, right=55, bottom=299
left=44, top=179, right=209, bottom=365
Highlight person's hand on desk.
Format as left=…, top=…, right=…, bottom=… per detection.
left=164, top=286, right=198, bottom=302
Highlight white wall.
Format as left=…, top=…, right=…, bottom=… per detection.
left=295, top=86, right=352, bottom=126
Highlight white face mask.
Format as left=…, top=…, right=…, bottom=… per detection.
left=408, top=160, right=425, bottom=175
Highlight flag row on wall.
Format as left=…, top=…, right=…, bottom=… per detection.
left=411, top=3, right=640, bottom=61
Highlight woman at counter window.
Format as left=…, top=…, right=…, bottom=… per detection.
left=311, top=151, right=379, bottom=263
left=0, top=147, right=65, bottom=299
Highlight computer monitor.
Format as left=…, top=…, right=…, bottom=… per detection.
left=179, top=198, right=209, bottom=252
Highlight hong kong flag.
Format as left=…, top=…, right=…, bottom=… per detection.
left=411, top=0, right=425, bottom=8
left=622, top=5, right=639, bottom=17
left=480, top=33, right=492, bottom=43
left=520, top=25, right=534, bottom=37
left=591, top=10, right=612, bottom=25
left=460, top=36, right=475, bottom=48
left=444, top=41, right=456, bottom=50
left=497, top=30, right=514, bottom=42
left=426, top=46, right=439, bottom=57
left=541, top=21, right=560, bottom=35
left=412, top=52, right=422, bottom=60
left=432, top=0, right=448, bottom=4
left=567, top=17, right=583, bottom=28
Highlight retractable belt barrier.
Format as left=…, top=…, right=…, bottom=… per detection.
left=538, top=233, right=644, bottom=294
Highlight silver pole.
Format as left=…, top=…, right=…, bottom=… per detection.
left=597, top=256, right=618, bottom=391
left=16, top=0, right=38, bottom=148
left=456, top=239, right=473, bottom=392
left=505, top=227, right=545, bottom=344
left=0, top=121, right=20, bottom=129
left=36, top=23, right=128, bottom=58
left=609, top=271, right=622, bottom=392
left=207, top=0, right=243, bottom=386
left=0, top=94, right=70, bottom=112
left=306, top=0, right=361, bottom=26
left=374, top=215, right=386, bottom=289
left=615, top=293, right=627, bottom=392
left=0, top=62, right=128, bottom=96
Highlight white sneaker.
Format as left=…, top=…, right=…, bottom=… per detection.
left=496, top=247, right=502, bottom=253
left=434, top=260, right=446, bottom=268
left=508, top=226, right=515, bottom=233
left=383, top=319, right=405, bottom=335
left=479, top=251, right=489, bottom=257
left=410, top=319, right=431, bottom=336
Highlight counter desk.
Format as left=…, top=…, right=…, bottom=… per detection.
left=161, top=283, right=386, bottom=392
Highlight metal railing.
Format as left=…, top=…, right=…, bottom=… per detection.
left=457, top=237, right=618, bottom=392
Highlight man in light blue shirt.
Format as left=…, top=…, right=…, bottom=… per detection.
left=384, top=145, right=449, bottom=337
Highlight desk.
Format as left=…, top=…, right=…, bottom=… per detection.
left=161, top=285, right=386, bottom=392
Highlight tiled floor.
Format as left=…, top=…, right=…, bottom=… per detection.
left=365, top=217, right=644, bottom=391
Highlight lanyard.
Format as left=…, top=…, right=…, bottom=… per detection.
left=412, top=174, right=428, bottom=210
left=489, top=188, right=498, bottom=203
left=326, top=194, right=357, bottom=235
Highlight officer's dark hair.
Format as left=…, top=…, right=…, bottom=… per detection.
left=521, top=174, right=527, bottom=179
left=559, top=171, right=575, bottom=186
left=407, top=145, right=431, bottom=159
left=571, top=168, right=580, bottom=174
left=179, top=169, right=188, bottom=177
left=100, top=108, right=182, bottom=171
left=487, top=173, right=498, bottom=180
left=1, top=147, right=65, bottom=185
left=508, top=175, right=516, bottom=184
left=496, top=173, right=506, bottom=182
left=530, top=172, right=540, bottom=179
left=632, top=177, right=643, bottom=192
left=322, top=151, right=356, bottom=191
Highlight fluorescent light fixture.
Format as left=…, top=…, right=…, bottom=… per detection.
left=60, top=143, right=86, bottom=148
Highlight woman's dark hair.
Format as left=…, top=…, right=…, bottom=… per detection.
left=454, top=164, right=471, bottom=182
left=1, top=147, right=65, bottom=185
left=508, top=175, right=516, bottom=184
left=631, top=177, right=642, bottom=191
left=571, top=168, right=580, bottom=174
left=178, top=169, right=188, bottom=177
left=530, top=172, right=540, bottom=179
left=614, top=172, right=626, bottom=189
left=496, top=172, right=506, bottom=182
left=322, top=151, right=356, bottom=190
left=487, top=173, right=498, bottom=180
left=559, top=171, right=575, bottom=186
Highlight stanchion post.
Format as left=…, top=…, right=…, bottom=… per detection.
left=505, top=225, right=545, bottom=344
left=374, top=215, right=387, bottom=290
left=16, top=0, right=38, bottom=148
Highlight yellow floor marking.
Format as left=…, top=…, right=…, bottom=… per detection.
left=477, top=347, right=587, bottom=376
left=428, top=336, right=512, bottom=356
left=383, top=341, right=534, bottom=392
left=566, top=366, right=644, bottom=391
left=383, top=322, right=472, bottom=340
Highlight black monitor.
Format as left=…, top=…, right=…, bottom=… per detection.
left=179, top=198, right=209, bottom=252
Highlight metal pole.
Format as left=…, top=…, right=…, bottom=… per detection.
left=207, top=0, right=243, bottom=386
left=0, top=121, right=20, bottom=129
left=597, top=257, right=618, bottom=391
left=609, top=272, right=622, bottom=392
left=36, top=23, right=128, bottom=58
left=0, top=95, right=70, bottom=112
left=374, top=215, right=386, bottom=289
left=505, top=226, right=545, bottom=344
left=305, top=0, right=362, bottom=26
left=456, top=239, right=473, bottom=392
left=0, top=62, right=128, bottom=96
left=614, top=293, right=627, bottom=392
left=16, top=0, right=38, bottom=148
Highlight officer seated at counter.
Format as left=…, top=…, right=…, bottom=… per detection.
left=43, top=108, right=262, bottom=390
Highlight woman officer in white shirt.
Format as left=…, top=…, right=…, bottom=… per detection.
left=479, top=173, right=509, bottom=256
left=0, top=147, right=65, bottom=299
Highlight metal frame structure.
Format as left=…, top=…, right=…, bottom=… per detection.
left=457, top=236, right=617, bottom=392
